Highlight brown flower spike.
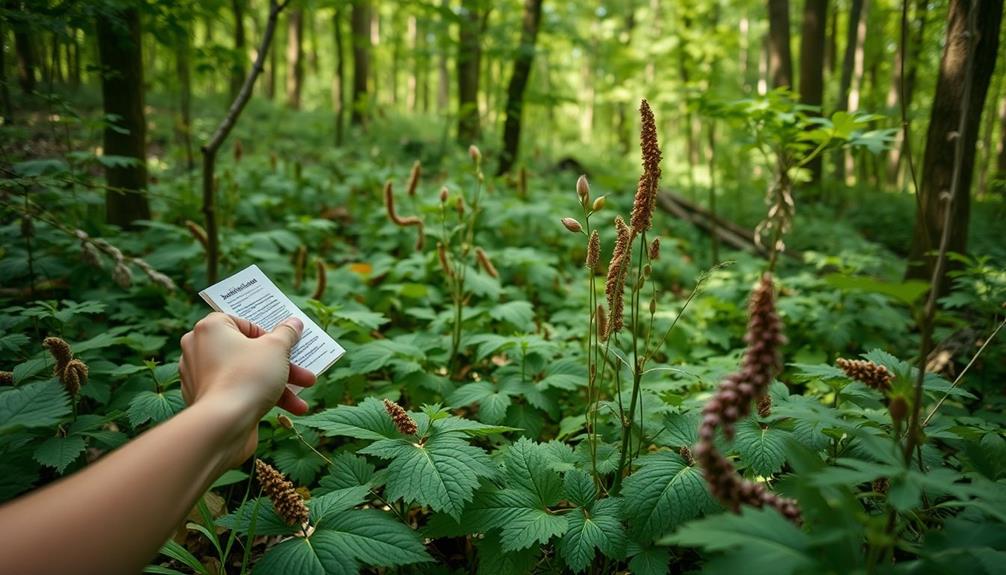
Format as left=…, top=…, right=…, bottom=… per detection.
left=836, top=358, right=893, bottom=392
left=255, top=460, right=310, bottom=527
left=694, top=274, right=801, bottom=523
left=384, top=181, right=426, bottom=251
left=630, top=99, right=662, bottom=234
left=384, top=399, right=418, bottom=435
left=0, top=371, right=13, bottom=385
left=406, top=160, right=422, bottom=197
left=475, top=248, right=499, bottom=278
left=585, top=230, right=600, bottom=269
left=604, top=216, right=632, bottom=338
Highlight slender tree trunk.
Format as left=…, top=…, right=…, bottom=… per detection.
left=96, top=7, right=150, bottom=228
left=333, top=7, right=345, bottom=145
left=285, top=8, right=303, bottom=109
left=50, top=33, right=62, bottom=84
left=767, top=0, right=793, bottom=88
left=977, top=75, right=1002, bottom=197
left=457, top=0, right=483, bottom=143
left=833, top=0, right=864, bottom=183
left=887, top=0, right=929, bottom=185
left=11, top=2, right=35, bottom=94
left=437, top=0, right=450, bottom=113
left=230, top=0, right=247, bottom=100
left=176, top=25, right=194, bottom=171
left=824, top=1, right=837, bottom=73
left=799, top=0, right=827, bottom=185
left=843, top=0, right=868, bottom=181
left=497, top=0, right=544, bottom=175
left=407, top=15, right=417, bottom=112
left=1, top=14, right=13, bottom=124
left=71, top=31, right=81, bottom=86
left=997, top=95, right=1006, bottom=186
left=906, top=0, right=1002, bottom=292
left=350, top=0, right=371, bottom=125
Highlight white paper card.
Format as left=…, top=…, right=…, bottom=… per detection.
left=199, top=265, right=345, bottom=380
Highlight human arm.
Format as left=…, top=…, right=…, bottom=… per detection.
left=0, top=313, right=316, bottom=575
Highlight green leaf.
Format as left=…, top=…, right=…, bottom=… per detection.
left=480, top=392, right=512, bottom=424
left=33, top=435, right=86, bottom=473
left=823, top=274, right=929, bottom=306
left=318, top=453, right=377, bottom=492
left=661, top=507, right=816, bottom=575
left=654, top=411, right=700, bottom=448
left=127, top=390, right=185, bottom=428
left=447, top=382, right=494, bottom=408
left=505, top=437, right=563, bottom=507
left=362, top=433, right=495, bottom=519
left=538, top=358, right=586, bottom=391
left=0, top=380, right=71, bottom=433
left=564, top=469, right=597, bottom=509
left=621, top=452, right=715, bottom=541
left=320, top=509, right=432, bottom=566
left=12, top=358, right=49, bottom=383
left=309, top=486, right=371, bottom=527
left=217, top=497, right=299, bottom=536
left=489, top=301, right=535, bottom=331
left=211, top=469, right=249, bottom=489
left=465, top=488, right=569, bottom=551
left=300, top=398, right=398, bottom=440
left=628, top=546, right=670, bottom=575
left=252, top=534, right=357, bottom=575
left=475, top=531, right=540, bottom=575
left=432, top=416, right=518, bottom=437
left=560, top=498, right=627, bottom=573
left=733, top=420, right=790, bottom=476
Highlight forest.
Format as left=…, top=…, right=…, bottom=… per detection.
left=0, top=0, right=1005, bottom=573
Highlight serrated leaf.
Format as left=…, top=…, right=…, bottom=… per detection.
left=476, top=531, right=539, bottom=575
left=0, top=333, right=29, bottom=353
left=560, top=498, right=626, bottom=573
left=628, top=546, right=670, bottom=575
left=318, top=453, right=377, bottom=492
left=363, top=433, right=495, bottom=519
left=655, top=411, right=700, bottom=448
left=622, top=452, right=715, bottom=541
left=489, top=301, right=535, bottom=331
left=539, top=358, right=586, bottom=390
left=252, top=533, right=357, bottom=575
left=433, top=416, right=518, bottom=437
left=465, top=488, right=568, bottom=551
left=505, top=437, right=563, bottom=506
left=33, top=435, right=86, bottom=473
left=564, top=469, right=597, bottom=508
left=310, top=486, right=372, bottom=527
left=11, top=358, right=49, bottom=383
left=300, top=398, right=398, bottom=440
left=320, top=509, right=432, bottom=566
left=662, top=507, right=815, bottom=574
left=733, top=420, right=790, bottom=476
left=0, top=380, right=71, bottom=433
left=127, top=390, right=184, bottom=427
left=447, top=382, right=494, bottom=408
left=218, top=497, right=300, bottom=536
left=480, top=392, right=512, bottom=424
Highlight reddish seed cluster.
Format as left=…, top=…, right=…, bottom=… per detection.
left=0, top=371, right=13, bottom=385
left=630, top=99, right=662, bottom=234
left=836, top=358, right=893, bottom=392
left=694, top=274, right=801, bottom=523
left=255, top=460, right=310, bottom=527
left=43, top=337, right=88, bottom=396
left=384, top=399, right=418, bottom=436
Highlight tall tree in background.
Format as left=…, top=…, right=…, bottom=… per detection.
left=286, top=8, right=304, bottom=109
left=10, top=2, right=36, bottom=94
left=798, top=0, right=827, bottom=185
left=175, top=21, right=194, bottom=170
left=96, top=5, right=150, bottom=228
left=437, top=0, right=450, bottom=112
left=767, top=0, right=792, bottom=88
left=497, top=0, right=544, bottom=175
left=997, top=95, right=1006, bottom=187
left=834, top=0, right=864, bottom=182
left=457, top=0, right=483, bottom=143
left=332, top=5, right=346, bottom=145
left=350, top=0, right=371, bottom=125
left=1, top=12, right=13, bottom=123
left=886, top=0, right=928, bottom=184
left=906, top=0, right=1002, bottom=291
left=230, top=0, right=247, bottom=100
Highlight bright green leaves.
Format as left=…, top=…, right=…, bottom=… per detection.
left=33, top=435, right=86, bottom=473
left=362, top=432, right=496, bottom=520
left=252, top=535, right=356, bottom=575
left=467, top=488, right=569, bottom=552
left=300, top=397, right=399, bottom=440
left=0, top=380, right=71, bottom=433
left=663, top=506, right=814, bottom=575
left=504, top=437, right=563, bottom=506
left=564, top=469, right=597, bottom=508
left=733, top=419, right=790, bottom=476
left=127, top=389, right=184, bottom=428
left=560, top=498, right=626, bottom=573
left=621, top=452, right=716, bottom=541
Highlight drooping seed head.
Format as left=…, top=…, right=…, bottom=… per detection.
left=62, top=359, right=88, bottom=396
left=406, top=160, right=422, bottom=197
left=648, top=237, right=660, bottom=260
left=437, top=242, right=454, bottom=278
left=836, top=358, right=893, bottom=392
left=312, top=259, right=327, bottom=300
left=475, top=247, right=499, bottom=278
left=439, top=186, right=449, bottom=203
left=43, top=337, right=73, bottom=375
left=562, top=217, right=583, bottom=234
left=255, top=460, right=310, bottom=526
left=112, top=262, right=133, bottom=289
left=185, top=220, right=209, bottom=251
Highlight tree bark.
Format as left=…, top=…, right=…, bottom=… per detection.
left=285, top=8, right=303, bottom=109
left=906, top=0, right=1003, bottom=292
left=887, top=0, right=928, bottom=184
left=230, top=0, right=247, bottom=100
left=833, top=0, right=864, bottom=183
left=767, top=0, right=793, bottom=89
left=96, top=7, right=150, bottom=229
left=437, top=0, right=450, bottom=112
left=1, top=13, right=13, bottom=124
left=496, top=0, right=544, bottom=175
left=798, top=0, right=827, bottom=184
left=457, top=0, right=483, bottom=143
left=997, top=94, right=1006, bottom=185
left=350, top=0, right=371, bottom=126
left=11, top=2, right=36, bottom=94
left=176, top=25, right=194, bottom=171
left=333, top=7, right=345, bottom=145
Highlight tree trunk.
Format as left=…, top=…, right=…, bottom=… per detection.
left=285, top=9, right=303, bottom=109
left=887, top=0, right=929, bottom=185
left=407, top=15, right=417, bottom=112
left=176, top=25, right=194, bottom=171
left=333, top=7, right=345, bottom=145
left=997, top=94, right=1006, bottom=185
left=230, top=0, right=247, bottom=100
left=457, top=0, right=483, bottom=143
left=11, top=2, right=36, bottom=94
left=906, top=0, right=1003, bottom=292
left=96, top=7, right=150, bottom=228
left=497, top=0, right=544, bottom=175
left=437, top=0, right=450, bottom=112
left=798, top=0, right=827, bottom=184
left=767, top=0, right=793, bottom=89
left=71, top=31, right=81, bottom=87
left=1, top=13, right=13, bottom=124
left=833, top=0, right=864, bottom=183
left=350, top=0, right=371, bottom=125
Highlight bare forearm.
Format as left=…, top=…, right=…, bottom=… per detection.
left=0, top=400, right=252, bottom=575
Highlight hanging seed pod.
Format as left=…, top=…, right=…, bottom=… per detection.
left=475, top=247, right=499, bottom=278
left=312, top=260, right=327, bottom=300
left=757, top=395, right=772, bottom=418
left=80, top=241, right=102, bottom=266
left=43, top=337, right=73, bottom=375
left=576, top=174, right=590, bottom=208
left=383, top=399, right=418, bottom=435
left=255, top=460, right=310, bottom=526
left=61, top=359, right=88, bottom=396
left=649, top=237, right=660, bottom=261
left=592, top=195, right=606, bottom=212
left=561, top=217, right=583, bottom=233
left=836, top=358, right=893, bottom=392
left=406, top=160, right=421, bottom=197
left=384, top=181, right=426, bottom=250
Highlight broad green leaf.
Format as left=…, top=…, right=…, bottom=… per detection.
left=480, top=392, right=512, bottom=424
left=320, top=509, right=432, bottom=566
left=489, top=300, right=535, bottom=331
left=564, top=469, right=597, bottom=508
left=0, top=380, right=71, bottom=433
left=505, top=437, right=563, bottom=506
left=252, top=533, right=356, bottom=575
left=127, top=390, right=184, bottom=428
left=217, top=497, right=299, bottom=536
left=654, top=411, right=700, bottom=448
left=621, top=452, right=715, bottom=541
left=560, top=498, right=626, bottom=573
left=824, top=274, right=929, bottom=306
left=11, top=358, right=50, bottom=384
left=33, top=435, right=86, bottom=473
left=465, top=488, right=568, bottom=551
left=733, top=419, right=790, bottom=476
left=300, top=398, right=398, bottom=440
left=475, top=531, right=539, bottom=575
left=432, top=416, right=518, bottom=437
left=538, top=358, right=586, bottom=391
left=662, top=507, right=815, bottom=575
left=310, top=486, right=371, bottom=527
left=447, top=381, right=494, bottom=408
left=318, top=453, right=377, bottom=492
left=628, top=546, right=670, bottom=575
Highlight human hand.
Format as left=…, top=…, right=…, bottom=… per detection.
left=178, top=312, right=317, bottom=466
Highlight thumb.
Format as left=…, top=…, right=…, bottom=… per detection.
left=270, top=317, right=304, bottom=349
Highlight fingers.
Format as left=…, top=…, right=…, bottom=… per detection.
left=269, top=317, right=304, bottom=349
left=276, top=387, right=308, bottom=416
left=227, top=315, right=268, bottom=339
left=288, top=364, right=317, bottom=389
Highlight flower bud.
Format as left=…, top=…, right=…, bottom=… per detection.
left=888, top=396, right=908, bottom=424
left=576, top=175, right=590, bottom=207
left=561, top=217, right=583, bottom=233
left=277, top=415, right=294, bottom=430
left=592, top=195, right=606, bottom=212
left=439, top=186, right=449, bottom=203
left=468, top=145, right=481, bottom=163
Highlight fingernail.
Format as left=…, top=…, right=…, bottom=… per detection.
left=288, top=317, right=304, bottom=332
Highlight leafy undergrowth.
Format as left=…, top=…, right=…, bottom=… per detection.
left=2, top=96, right=1005, bottom=574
